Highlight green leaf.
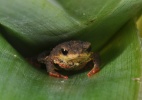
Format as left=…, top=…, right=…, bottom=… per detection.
left=0, top=21, right=141, bottom=100
left=137, top=16, right=142, bottom=100
left=0, top=0, right=142, bottom=100
left=137, top=15, right=142, bottom=35
left=0, top=0, right=142, bottom=55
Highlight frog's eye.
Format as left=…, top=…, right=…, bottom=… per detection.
left=86, top=46, right=91, bottom=52
left=61, top=48, right=68, bottom=55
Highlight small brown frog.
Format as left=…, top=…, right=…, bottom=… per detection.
left=38, top=40, right=100, bottom=79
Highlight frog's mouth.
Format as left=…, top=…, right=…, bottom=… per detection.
left=53, top=53, right=93, bottom=70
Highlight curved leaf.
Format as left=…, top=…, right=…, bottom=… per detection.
left=0, top=0, right=142, bottom=55
left=0, top=0, right=142, bottom=100
left=137, top=16, right=142, bottom=100
left=0, top=21, right=141, bottom=100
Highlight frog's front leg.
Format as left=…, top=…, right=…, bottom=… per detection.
left=46, top=61, right=68, bottom=79
left=87, top=53, right=101, bottom=77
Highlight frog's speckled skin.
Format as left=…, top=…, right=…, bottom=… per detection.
left=38, top=40, right=100, bottom=79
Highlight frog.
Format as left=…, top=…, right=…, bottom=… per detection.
left=37, top=40, right=101, bottom=79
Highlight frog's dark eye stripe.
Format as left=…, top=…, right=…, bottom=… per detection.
left=61, top=48, right=68, bottom=55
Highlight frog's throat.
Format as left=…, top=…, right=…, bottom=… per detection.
left=53, top=53, right=93, bottom=70
left=58, top=52, right=93, bottom=61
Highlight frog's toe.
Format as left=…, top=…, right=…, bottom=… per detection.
left=49, top=72, right=68, bottom=79
left=87, top=66, right=100, bottom=77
